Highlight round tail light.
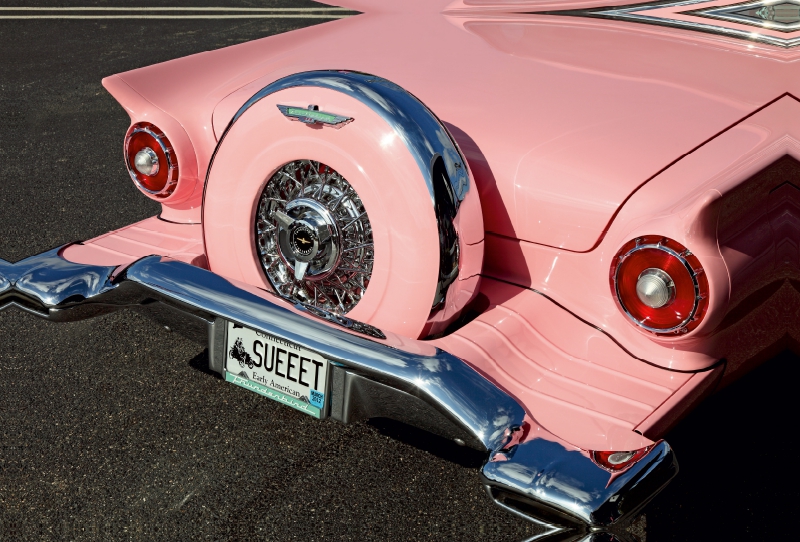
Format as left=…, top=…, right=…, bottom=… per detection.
left=124, top=122, right=178, bottom=198
left=611, top=236, right=709, bottom=335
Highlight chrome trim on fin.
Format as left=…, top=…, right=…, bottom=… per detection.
left=276, top=104, right=353, bottom=127
left=538, top=0, right=800, bottom=48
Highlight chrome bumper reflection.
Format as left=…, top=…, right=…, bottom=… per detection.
left=0, top=247, right=677, bottom=532
left=484, top=439, right=677, bottom=531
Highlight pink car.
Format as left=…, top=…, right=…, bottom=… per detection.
left=2, top=0, right=797, bottom=537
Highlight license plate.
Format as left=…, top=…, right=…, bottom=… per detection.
left=224, top=322, right=329, bottom=419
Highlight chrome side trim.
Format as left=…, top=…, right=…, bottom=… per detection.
left=538, top=0, right=800, bottom=48
left=209, top=70, right=469, bottom=313
left=686, top=0, right=800, bottom=33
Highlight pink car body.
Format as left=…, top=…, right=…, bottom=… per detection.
left=4, top=0, right=799, bottom=536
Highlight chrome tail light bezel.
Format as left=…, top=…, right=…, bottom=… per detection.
left=611, top=235, right=710, bottom=335
left=124, top=122, right=179, bottom=198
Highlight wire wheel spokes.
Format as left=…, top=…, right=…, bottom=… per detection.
left=255, top=160, right=374, bottom=314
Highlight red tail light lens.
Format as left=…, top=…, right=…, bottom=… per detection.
left=124, top=122, right=178, bottom=198
left=592, top=445, right=652, bottom=472
left=611, top=236, right=709, bottom=335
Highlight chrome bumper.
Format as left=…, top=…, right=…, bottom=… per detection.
left=484, top=439, right=677, bottom=533
left=0, top=247, right=678, bottom=534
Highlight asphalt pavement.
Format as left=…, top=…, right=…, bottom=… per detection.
left=0, top=1, right=797, bottom=541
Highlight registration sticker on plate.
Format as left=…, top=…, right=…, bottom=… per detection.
left=224, top=322, right=329, bottom=418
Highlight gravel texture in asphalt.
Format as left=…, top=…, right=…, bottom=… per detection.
left=1, top=1, right=797, bottom=541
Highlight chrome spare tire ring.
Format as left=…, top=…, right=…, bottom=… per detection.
left=255, top=160, right=373, bottom=315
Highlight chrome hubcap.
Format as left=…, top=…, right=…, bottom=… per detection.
left=274, top=198, right=340, bottom=281
left=256, top=160, right=373, bottom=314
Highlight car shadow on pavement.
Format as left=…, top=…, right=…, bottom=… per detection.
left=187, top=348, right=221, bottom=378
left=367, top=418, right=488, bottom=469
left=184, top=342, right=487, bottom=468
left=646, top=348, right=799, bottom=541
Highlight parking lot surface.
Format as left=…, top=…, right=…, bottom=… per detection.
left=1, top=1, right=796, bottom=540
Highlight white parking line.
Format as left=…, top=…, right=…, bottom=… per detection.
left=0, top=6, right=354, bottom=19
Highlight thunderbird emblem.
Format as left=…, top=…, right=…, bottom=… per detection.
left=277, top=104, right=353, bottom=128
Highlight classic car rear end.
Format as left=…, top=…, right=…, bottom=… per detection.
left=4, top=0, right=800, bottom=537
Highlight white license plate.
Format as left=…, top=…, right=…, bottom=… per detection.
left=224, top=322, right=329, bottom=419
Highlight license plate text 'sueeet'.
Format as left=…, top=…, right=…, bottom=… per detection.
left=224, top=322, right=329, bottom=418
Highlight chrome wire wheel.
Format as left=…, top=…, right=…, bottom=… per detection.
left=255, top=160, right=373, bottom=314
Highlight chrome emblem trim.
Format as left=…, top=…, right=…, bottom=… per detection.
left=686, top=0, right=800, bottom=31
left=277, top=104, right=353, bottom=127
left=539, top=0, right=800, bottom=48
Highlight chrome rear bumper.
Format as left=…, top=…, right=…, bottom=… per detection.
left=0, top=247, right=678, bottom=534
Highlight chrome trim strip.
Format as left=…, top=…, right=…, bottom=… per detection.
left=538, top=0, right=800, bottom=48
left=687, top=0, right=800, bottom=33
left=208, top=70, right=469, bottom=312
left=0, top=247, right=679, bottom=529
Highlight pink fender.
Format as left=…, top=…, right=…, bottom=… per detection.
left=485, top=95, right=800, bottom=371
